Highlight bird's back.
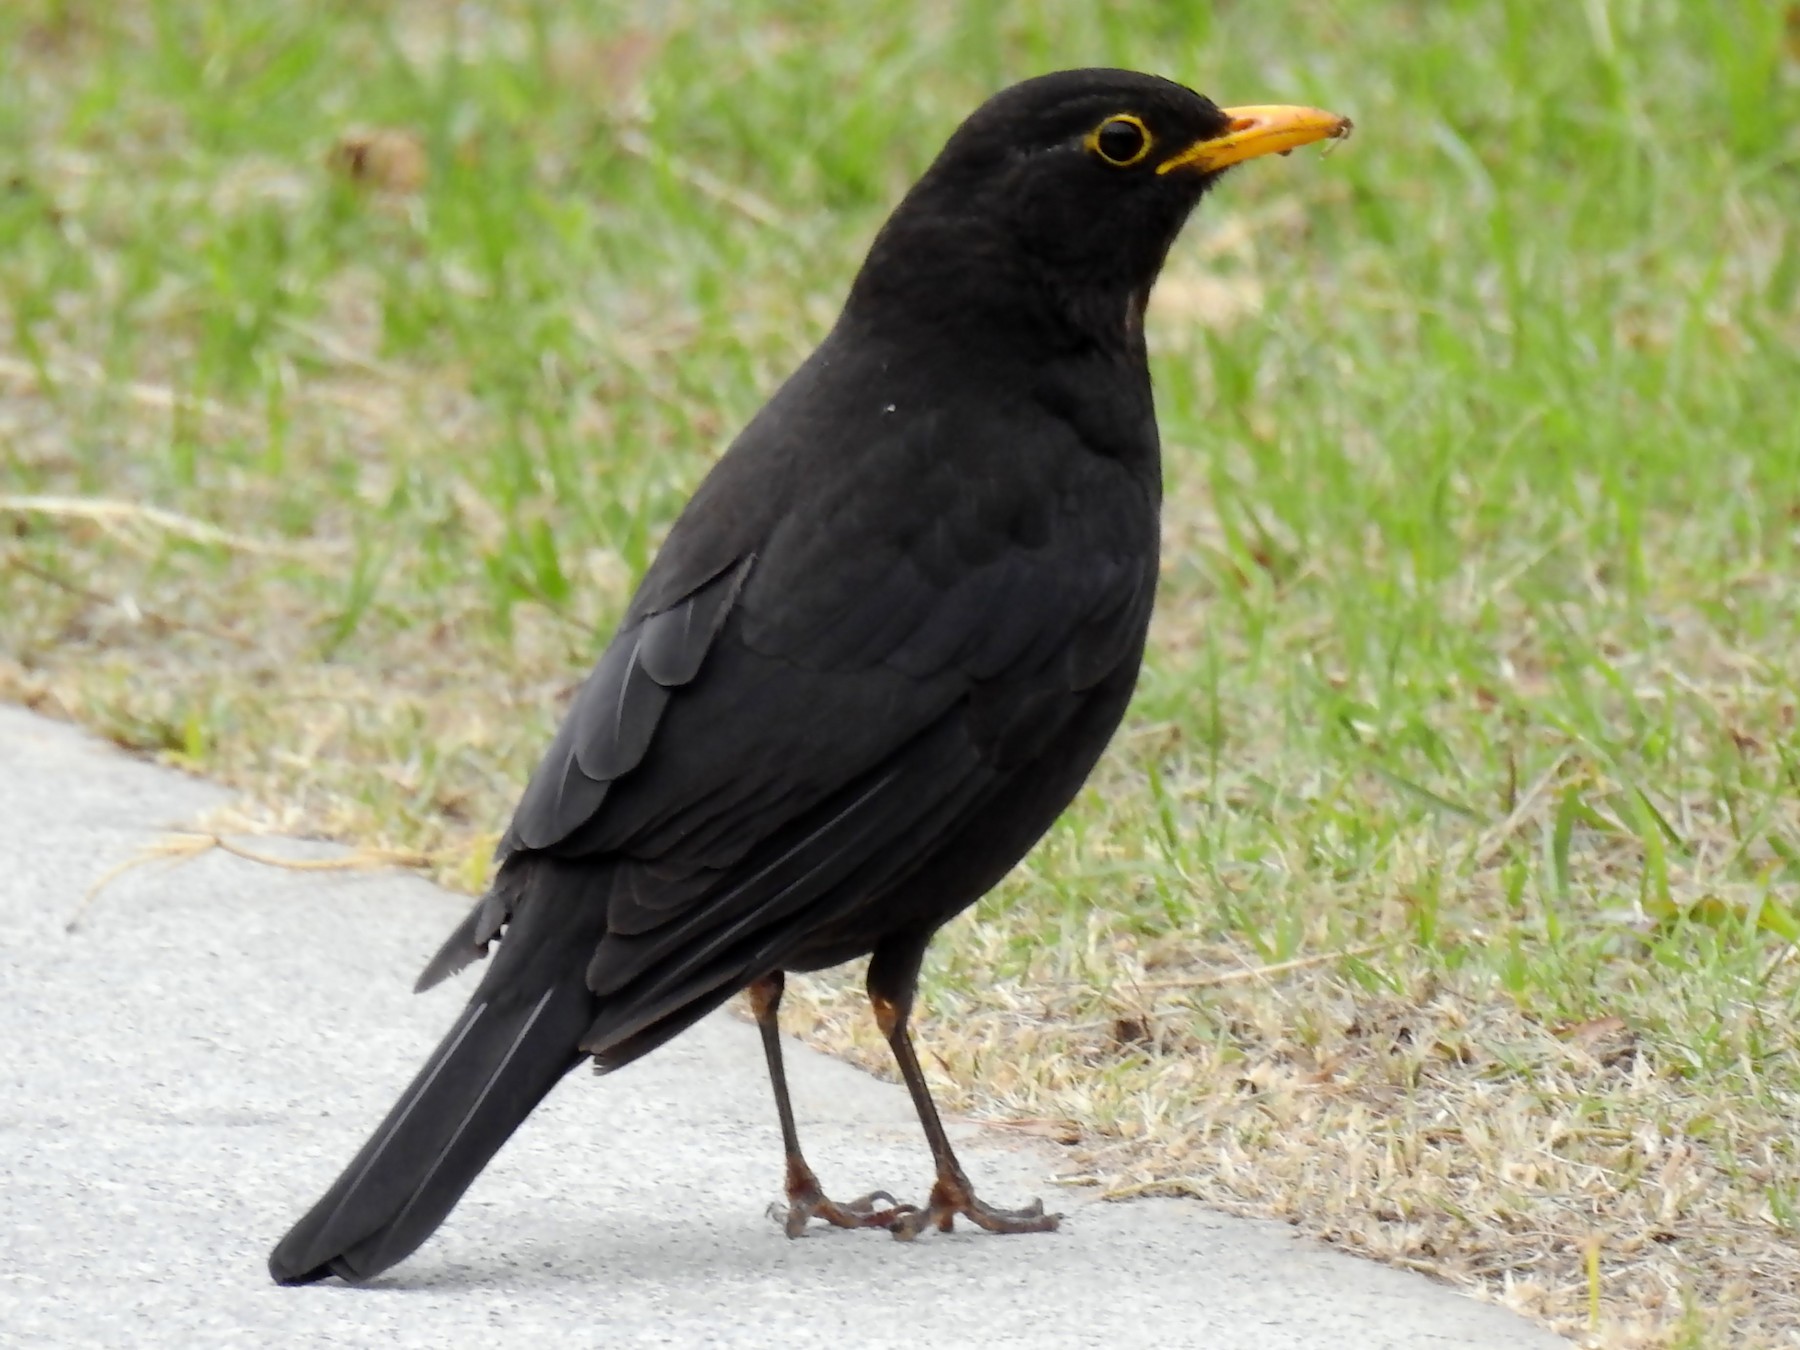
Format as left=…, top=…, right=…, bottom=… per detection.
left=464, top=310, right=1163, bottom=1058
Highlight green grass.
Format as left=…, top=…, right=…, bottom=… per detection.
left=4, top=1, right=1799, bottom=1343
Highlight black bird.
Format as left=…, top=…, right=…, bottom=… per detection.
left=269, top=68, right=1348, bottom=1285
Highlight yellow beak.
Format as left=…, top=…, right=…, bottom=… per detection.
left=1157, top=104, right=1353, bottom=175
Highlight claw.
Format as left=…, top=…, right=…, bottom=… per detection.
left=889, top=1173, right=1061, bottom=1240
left=841, top=1190, right=900, bottom=1214
left=776, top=1175, right=916, bottom=1237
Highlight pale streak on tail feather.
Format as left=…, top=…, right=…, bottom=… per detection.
left=375, top=988, right=558, bottom=1256
left=316, top=1000, right=489, bottom=1239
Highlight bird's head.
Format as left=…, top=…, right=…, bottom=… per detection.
left=848, top=69, right=1350, bottom=349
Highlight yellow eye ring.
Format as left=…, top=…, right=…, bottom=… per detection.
left=1086, top=114, right=1153, bottom=168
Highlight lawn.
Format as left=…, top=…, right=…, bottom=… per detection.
left=4, top=1, right=1798, bottom=1343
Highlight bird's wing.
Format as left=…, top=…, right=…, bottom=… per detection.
left=502, top=552, right=757, bottom=857
left=420, top=399, right=1156, bottom=1062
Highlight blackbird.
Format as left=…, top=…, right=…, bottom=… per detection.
left=269, top=68, right=1349, bottom=1285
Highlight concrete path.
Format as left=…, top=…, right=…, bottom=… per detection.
left=0, top=704, right=1564, bottom=1348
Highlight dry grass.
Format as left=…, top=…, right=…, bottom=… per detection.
left=5, top=2, right=1800, bottom=1345
left=782, top=945, right=1800, bottom=1345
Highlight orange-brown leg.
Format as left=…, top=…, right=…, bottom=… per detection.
left=749, top=973, right=915, bottom=1238
left=865, top=937, right=1061, bottom=1240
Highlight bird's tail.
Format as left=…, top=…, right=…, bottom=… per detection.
left=268, top=885, right=601, bottom=1285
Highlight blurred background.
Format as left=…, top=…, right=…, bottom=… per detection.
left=3, top=3, right=1797, bottom=1344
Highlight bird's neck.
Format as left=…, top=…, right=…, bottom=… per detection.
left=842, top=215, right=1149, bottom=365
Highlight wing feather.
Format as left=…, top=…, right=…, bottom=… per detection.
left=505, top=557, right=754, bottom=853
left=433, top=398, right=1157, bottom=1053
left=579, top=710, right=1001, bottom=1060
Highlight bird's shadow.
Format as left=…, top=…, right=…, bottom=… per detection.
left=358, top=1208, right=985, bottom=1294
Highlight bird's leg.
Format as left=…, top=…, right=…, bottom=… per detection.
left=749, top=972, right=913, bottom=1238
left=865, top=942, right=1061, bottom=1240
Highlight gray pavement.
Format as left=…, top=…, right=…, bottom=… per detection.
left=0, top=704, right=1564, bottom=1348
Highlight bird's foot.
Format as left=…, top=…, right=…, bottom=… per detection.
left=890, top=1171, right=1061, bottom=1240
left=772, top=1170, right=917, bottom=1239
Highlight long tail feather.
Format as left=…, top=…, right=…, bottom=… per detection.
left=269, top=875, right=604, bottom=1284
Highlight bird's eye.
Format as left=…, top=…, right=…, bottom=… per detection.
left=1089, top=114, right=1152, bottom=168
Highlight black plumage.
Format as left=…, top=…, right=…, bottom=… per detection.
left=269, top=68, right=1349, bottom=1285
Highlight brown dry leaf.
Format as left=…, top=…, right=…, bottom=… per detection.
left=550, top=28, right=663, bottom=112
left=1554, top=1015, right=1638, bottom=1069
left=983, top=1117, right=1083, bottom=1146
left=1554, top=1015, right=1628, bottom=1045
left=1111, top=1015, right=1153, bottom=1048
left=1302, top=1051, right=1350, bottom=1085
left=328, top=127, right=429, bottom=193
